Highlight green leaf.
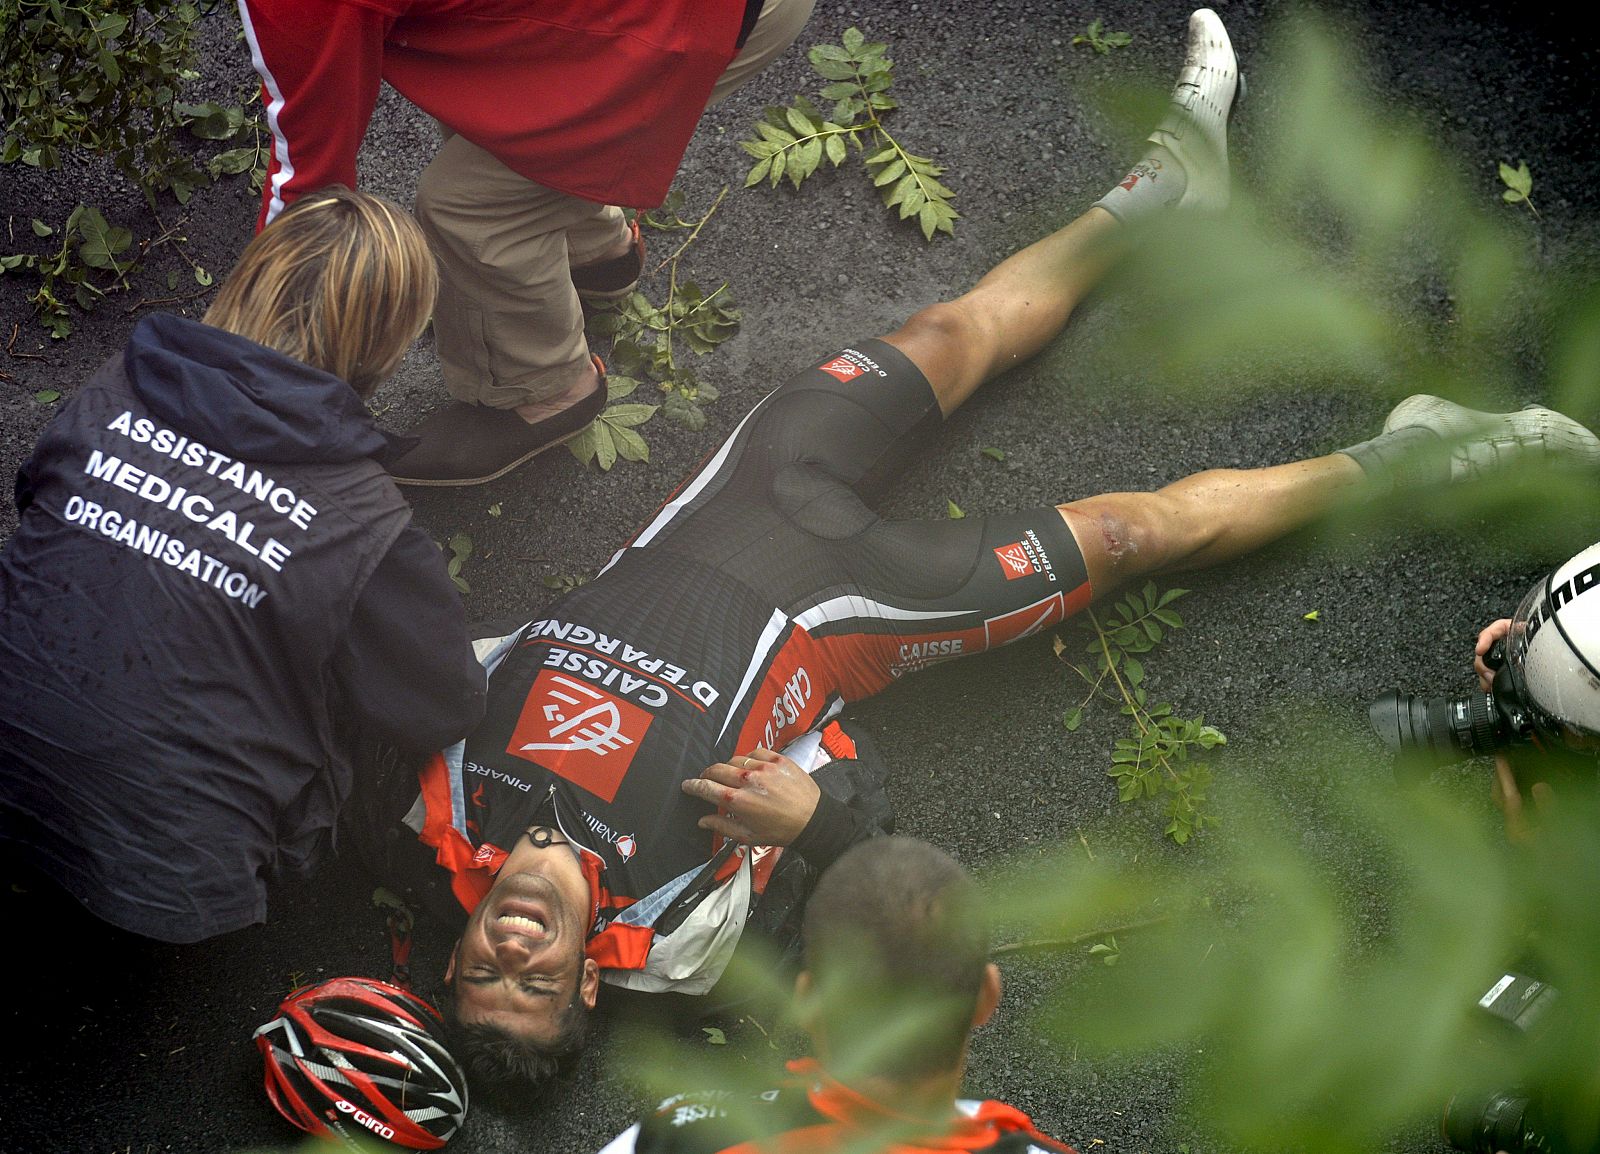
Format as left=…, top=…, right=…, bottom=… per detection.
left=662, top=392, right=708, bottom=431
left=31, top=219, right=53, bottom=237
left=946, top=499, right=965, bottom=519
left=444, top=532, right=472, bottom=593
left=606, top=375, right=640, bottom=401
left=980, top=446, right=1006, bottom=461
left=1063, top=707, right=1084, bottom=732
left=1498, top=161, right=1532, bottom=197
left=34, top=389, right=61, bottom=404
left=601, top=403, right=657, bottom=428
left=194, top=266, right=213, bottom=286
left=1123, top=657, right=1144, bottom=686
left=755, top=120, right=795, bottom=146
left=487, top=503, right=502, bottom=517
left=824, top=132, right=848, bottom=167
left=609, top=422, right=650, bottom=462
left=1303, top=609, right=1321, bottom=621
left=75, top=207, right=133, bottom=271
left=593, top=423, right=618, bottom=471
left=207, top=146, right=258, bottom=177
left=702, top=1027, right=727, bottom=1045
left=872, top=157, right=907, bottom=186
left=566, top=423, right=602, bottom=467
left=810, top=57, right=861, bottom=82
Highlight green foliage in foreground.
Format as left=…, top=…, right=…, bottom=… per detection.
left=611, top=774, right=1600, bottom=1154
left=1104, top=15, right=1600, bottom=557
left=740, top=27, right=958, bottom=241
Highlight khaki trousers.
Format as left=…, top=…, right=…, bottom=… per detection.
left=415, top=0, right=815, bottom=409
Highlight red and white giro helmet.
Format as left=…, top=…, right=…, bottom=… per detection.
left=254, top=976, right=468, bottom=1149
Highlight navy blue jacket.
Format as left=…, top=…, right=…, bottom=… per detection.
left=0, top=314, right=485, bottom=942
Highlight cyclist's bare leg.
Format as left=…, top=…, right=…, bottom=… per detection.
left=881, top=207, right=1124, bottom=417
left=1057, top=455, right=1364, bottom=596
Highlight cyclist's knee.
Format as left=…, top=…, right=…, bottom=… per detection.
left=1060, top=497, right=1173, bottom=586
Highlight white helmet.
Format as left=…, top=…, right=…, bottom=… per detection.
left=1505, top=541, right=1600, bottom=753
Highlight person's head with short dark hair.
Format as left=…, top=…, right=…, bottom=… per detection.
left=440, top=979, right=589, bottom=1095
left=796, top=836, right=1001, bottom=1087
left=437, top=832, right=601, bottom=1093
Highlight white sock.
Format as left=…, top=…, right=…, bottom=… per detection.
left=1095, top=144, right=1189, bottom=224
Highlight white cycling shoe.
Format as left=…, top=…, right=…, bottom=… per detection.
left=1148, top=8, right=1243, bottom=214
left=1383, top=393, right=1600, bottom=481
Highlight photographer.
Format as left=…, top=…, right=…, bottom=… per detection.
left=1373, top=540, right=1600, bottom=830
left=1373, top=542, right=1600, bottom=1154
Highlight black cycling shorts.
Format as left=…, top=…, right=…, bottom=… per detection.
left=610, top=338, right=1092, bottom=704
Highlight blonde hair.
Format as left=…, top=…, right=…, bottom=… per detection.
left=203, top=186, right=439, bottom=397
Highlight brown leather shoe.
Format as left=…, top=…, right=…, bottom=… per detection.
left=571, top=217, right=644, bottom=303
left=388, top=376, right=608, bottom=487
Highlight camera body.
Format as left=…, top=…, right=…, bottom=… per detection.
left=1442, top=973, right=1571, bottom=1154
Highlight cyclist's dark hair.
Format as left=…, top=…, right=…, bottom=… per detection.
left=800, top=836, right=990, bottom=1081
left=438, top=982, right=589, bottom=1096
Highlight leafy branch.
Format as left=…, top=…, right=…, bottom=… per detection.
left=581, top=188, right=738, bottom=467
left=739, top=27, right=958, bottom=241
left=1055, top=582, right=1224, bottom=844
left=1, top=206, right=135, bottom=339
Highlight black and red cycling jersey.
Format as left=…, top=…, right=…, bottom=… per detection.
left=417, top=339, right=1092, bottom=991
left=594, top=1058, right=1078, bottom=1154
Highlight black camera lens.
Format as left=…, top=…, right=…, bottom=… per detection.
left=1442, top=1089, right=1553, bottom=1153
left=1368, top=689, right=1509, bottom=762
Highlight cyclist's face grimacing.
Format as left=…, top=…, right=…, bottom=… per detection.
left=448, top=841, right=599, bottom=1042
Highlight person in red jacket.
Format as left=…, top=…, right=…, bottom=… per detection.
left=594, top=837, right=1078, bottom=1154
left=236, top=0, right=813, bottom=486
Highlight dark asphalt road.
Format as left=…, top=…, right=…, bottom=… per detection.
left=1, top=2, right=1596, bottom=1151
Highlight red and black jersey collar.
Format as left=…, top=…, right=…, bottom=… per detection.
left=785, top=1058, right=1037, bottom=1151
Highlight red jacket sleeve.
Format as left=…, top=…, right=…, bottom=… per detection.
left=238, top=0, right=389, bottom=229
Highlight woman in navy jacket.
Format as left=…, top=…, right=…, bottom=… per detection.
left=0, top=187, right=486, bottom=943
